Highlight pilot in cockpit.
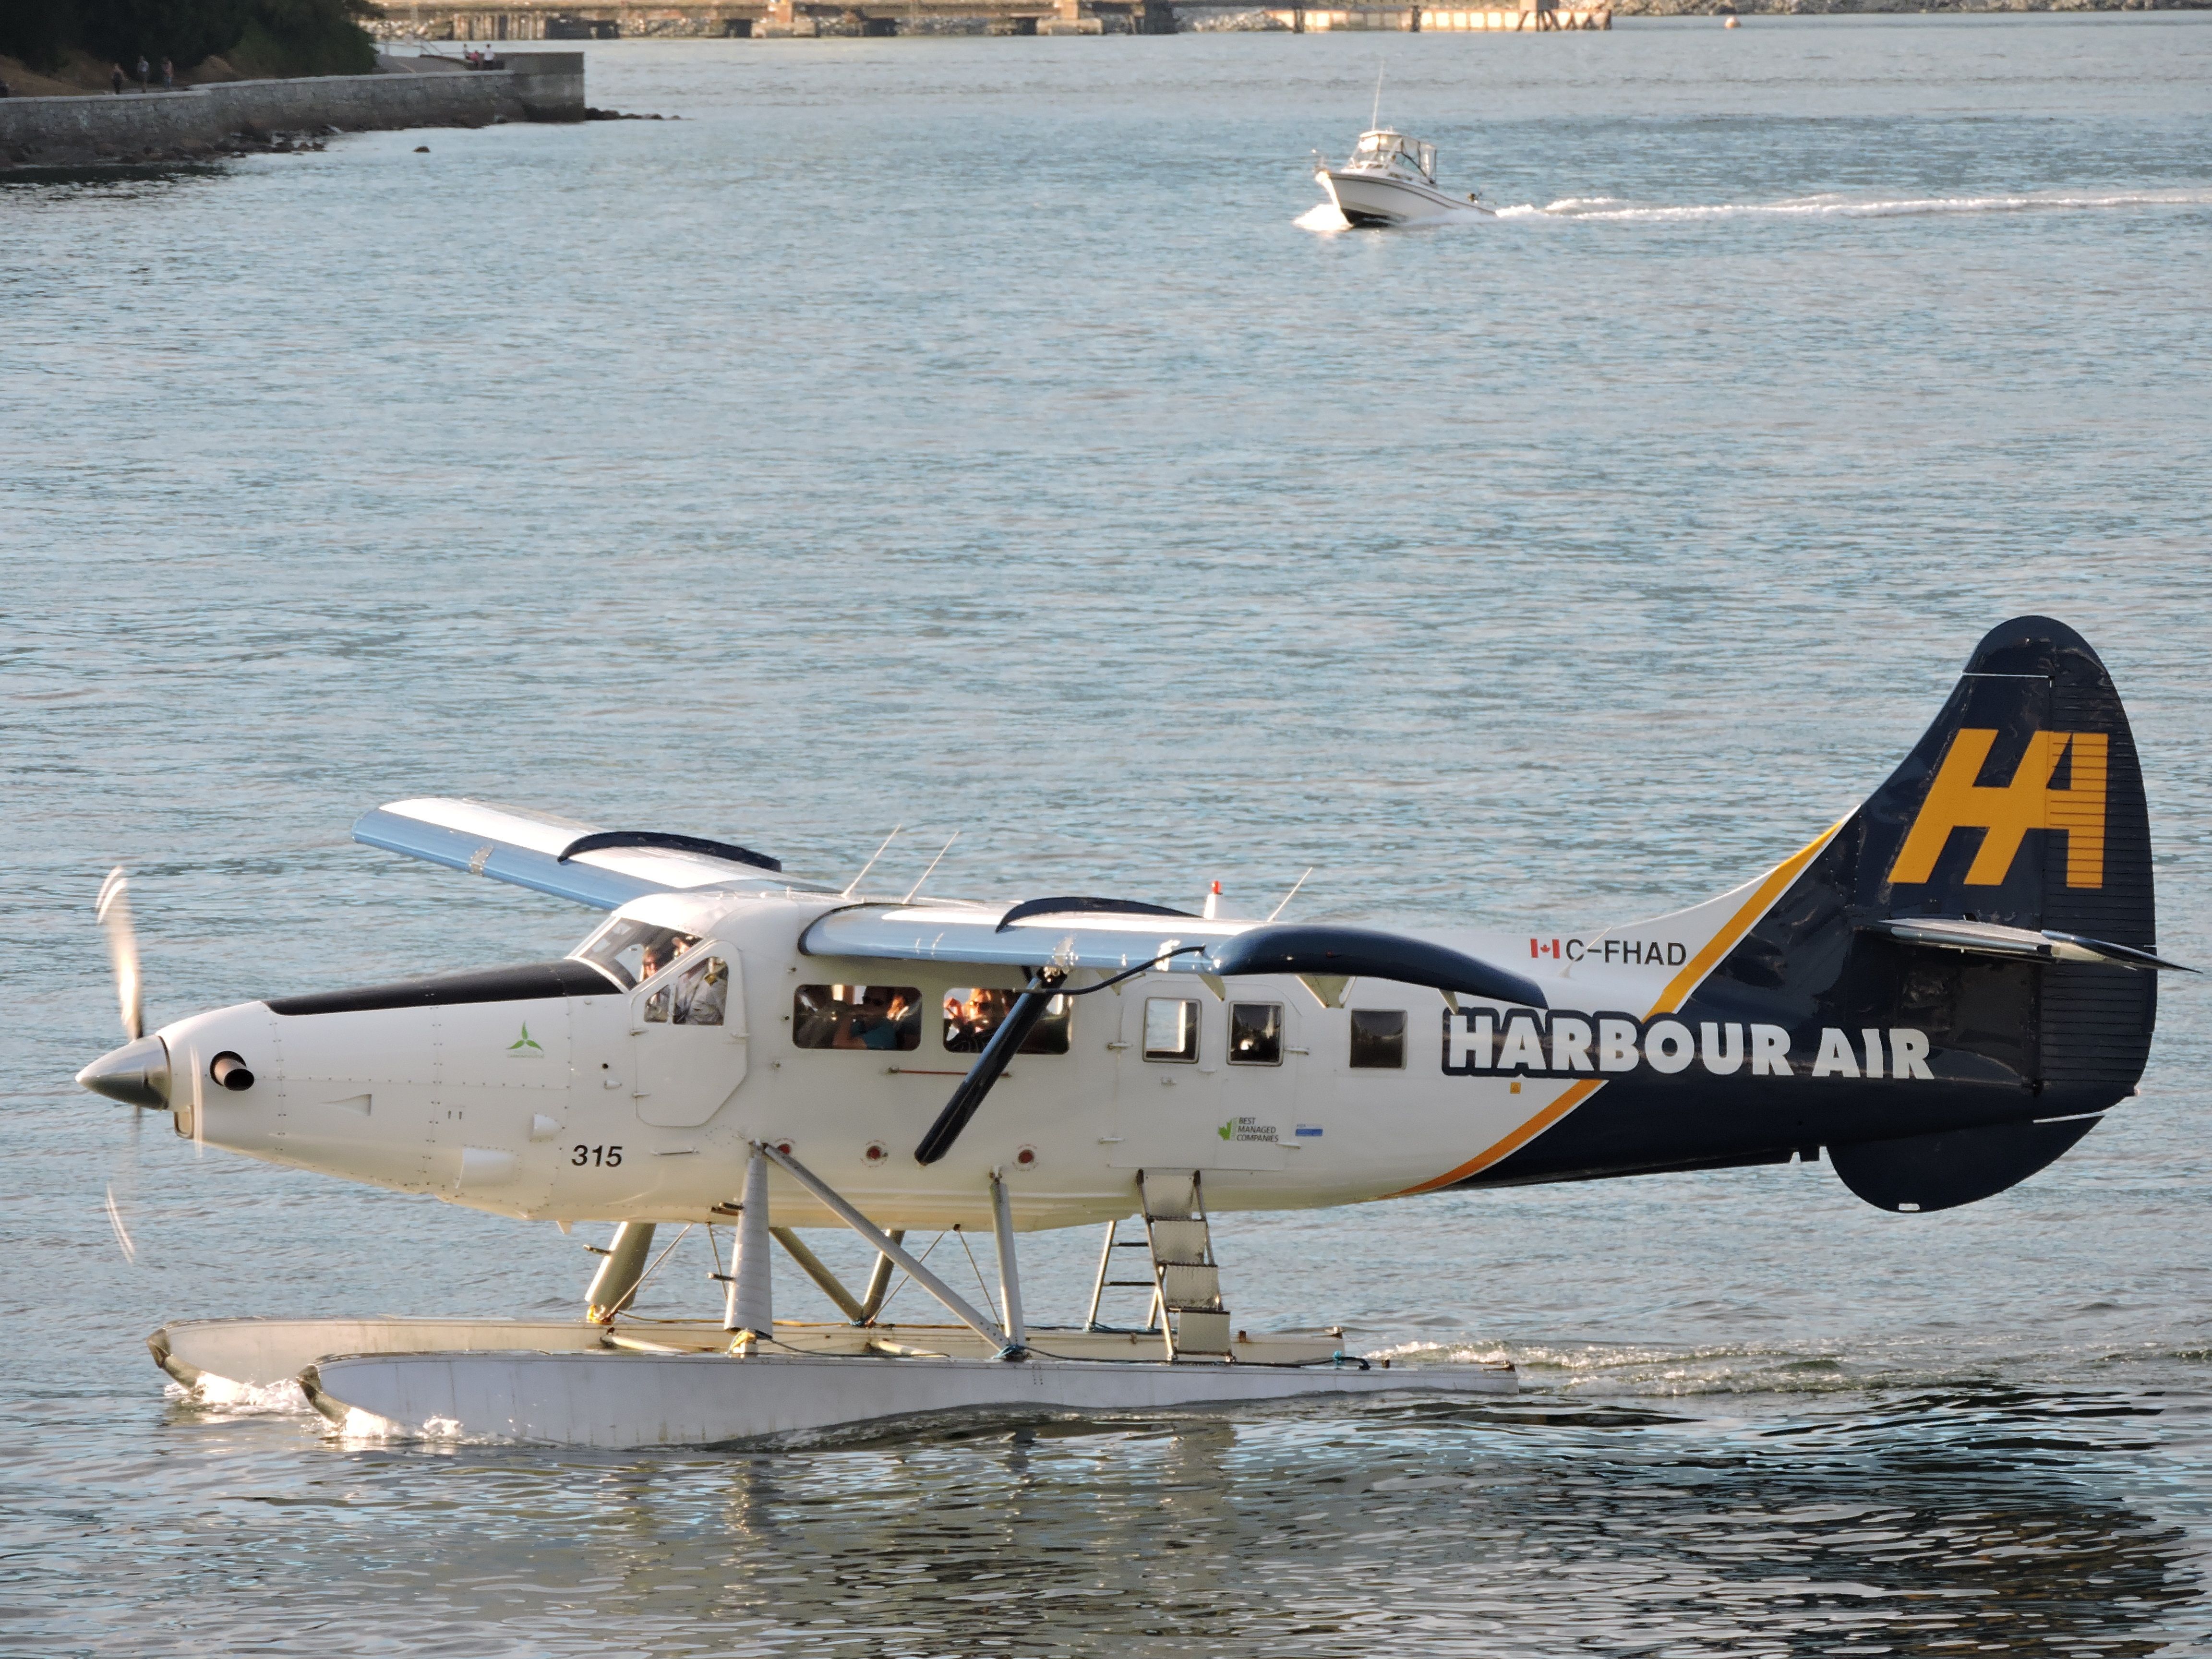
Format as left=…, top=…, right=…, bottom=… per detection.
left=638, top=932, right=699, bottom=984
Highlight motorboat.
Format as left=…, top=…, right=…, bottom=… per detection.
left=1314, top=129, right=1494, bottom=228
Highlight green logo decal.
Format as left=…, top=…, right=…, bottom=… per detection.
left=508, top=1022, right=544, bottom=1054
left=1218, top=1120, right=1233, bottom=1141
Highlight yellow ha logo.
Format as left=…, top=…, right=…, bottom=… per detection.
left=1889, top=729, right=2106, bottom=890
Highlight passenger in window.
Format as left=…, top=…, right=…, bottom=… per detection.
left=942, top=987, right=1071, bottom=1055
left=837, top=984, right=908, bottom=1051
left=945, top=987, right=1010, bottom=1054
left=1229, top=1003, right=1283, bottom=1066
left=861, top=988, right=917, bottom=1050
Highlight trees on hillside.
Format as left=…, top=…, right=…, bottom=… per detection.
left=0, top=0, right=377, bottom=73
left=74, top=1, right=253, bottom=66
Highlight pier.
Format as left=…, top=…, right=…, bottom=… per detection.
left=371, top=0, right=1608, bottom=37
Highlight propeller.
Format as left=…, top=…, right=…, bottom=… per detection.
left=97, top=866, right=143, bottom=1041
left=78, top=867, right=173, bottom=1114
left=84, top=867, right=168, bottom=1266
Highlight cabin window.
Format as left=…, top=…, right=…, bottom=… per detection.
left=575, top=918, right=702, bottom=990
left=1143, top=998, right=1201, bottom=1063
left=1228, top=1002, right=1283, bottom=1066
left=793, top=984, right=921, bottom=1051
left=943, top=988, right=1072, bottom=1056
left=1349, top=1009, right=1407, bottom=1070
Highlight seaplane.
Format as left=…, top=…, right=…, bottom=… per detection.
left=79, top=617, right=2182, bottom=1447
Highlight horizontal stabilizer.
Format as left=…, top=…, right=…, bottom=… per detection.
left=1863, top=916, right=2192, bottom=973
left=355, top=799, right=799, bottom=911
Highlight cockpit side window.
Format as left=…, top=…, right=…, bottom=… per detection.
left=574, top=918, right=702, bottom=990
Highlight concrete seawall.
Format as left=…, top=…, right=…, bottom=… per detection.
left=0, top=54, right=584, bottom=167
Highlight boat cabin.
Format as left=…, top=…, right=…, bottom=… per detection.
left=1347, top=129, right=1438, bottom=184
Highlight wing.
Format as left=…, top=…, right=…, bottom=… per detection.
left=801, top=902, right=1546, bottom=1007
left=354, top=798, right=801, bottom=910
left=800, top=901, right=1242, bottom=976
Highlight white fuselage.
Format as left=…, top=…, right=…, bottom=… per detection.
left=148, top=859, right=1823, bottom=1235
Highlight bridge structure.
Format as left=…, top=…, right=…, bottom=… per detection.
left=370, top=0, right=1605, bottom=39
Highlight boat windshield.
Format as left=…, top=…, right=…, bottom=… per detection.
left=1350, top=131, right=1437, bottom=181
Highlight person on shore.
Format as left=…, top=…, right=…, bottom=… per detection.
left=162, top=59, right=174, bottom=91
left=111, top=64, right=125, bottom=95
left=136, top=56, right=150, bottom=91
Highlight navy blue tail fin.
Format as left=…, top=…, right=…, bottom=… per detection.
left=1850, top=615, right=2153, bottom=950
left=1841, top=615, right=2158, bottom=1100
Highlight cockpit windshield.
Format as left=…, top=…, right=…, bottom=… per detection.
left=573, top=918, right=703, bottom=990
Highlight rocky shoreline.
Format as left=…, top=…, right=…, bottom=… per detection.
left=0, top=54, right=584, bottom=171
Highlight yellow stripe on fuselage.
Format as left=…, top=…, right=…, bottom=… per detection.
left=1396, top=818, right=1845, bottom=1196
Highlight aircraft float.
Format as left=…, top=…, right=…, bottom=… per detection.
left=79, top=617, right=2183, bottom=1446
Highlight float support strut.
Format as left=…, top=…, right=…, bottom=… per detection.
left=756, top=1142, right=1020, bottom=1357
left=858, top=1230, right=906, bottom=1324
left=990, top=1172, right=1025, bottom=1349
left=770, top=1226, right=866, bottom=1323
left=724, top=1145, right=773, bottom=1343
left=586, top=1221, right=656, bottom=1323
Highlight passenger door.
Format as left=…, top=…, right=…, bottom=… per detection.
left=1108, top=985, right=1287, bottom=1172
left=631, top=947, right=747, bottom=1129
left=1215, top=997, right=1304, bottom=1164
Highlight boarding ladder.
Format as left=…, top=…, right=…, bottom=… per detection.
left=1082, top=1169, right=1233, bottom=1360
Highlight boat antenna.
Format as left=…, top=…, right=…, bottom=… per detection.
left=1370, top=60, right=1385, bottom=132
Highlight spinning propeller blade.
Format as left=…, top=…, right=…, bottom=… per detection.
left=96, top=867, right=142, bottom=1042
left=87, top=869, right=157, bottom=1263
left=79, top=868, right=172, bottom=1112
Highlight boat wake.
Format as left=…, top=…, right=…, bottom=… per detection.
left=1299, top=188, right=2212, bottom=232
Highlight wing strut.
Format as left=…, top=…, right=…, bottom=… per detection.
left=914, top=969, right=1067, bottom=1166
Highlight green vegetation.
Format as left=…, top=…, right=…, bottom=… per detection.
left=0, top=0, right=378, bottom=75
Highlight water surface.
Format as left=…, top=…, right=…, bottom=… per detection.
left=5, top=17, right=2212, bottom=1653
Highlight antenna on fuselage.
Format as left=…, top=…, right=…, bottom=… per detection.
left=842, top=823, right=903, bottom=899
left=903, top=830, right=961, bottom=904
left=1266, top=867, right=1315, bottom=923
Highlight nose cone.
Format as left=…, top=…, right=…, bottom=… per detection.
left=78, top=1034, right=171, bottom=1110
